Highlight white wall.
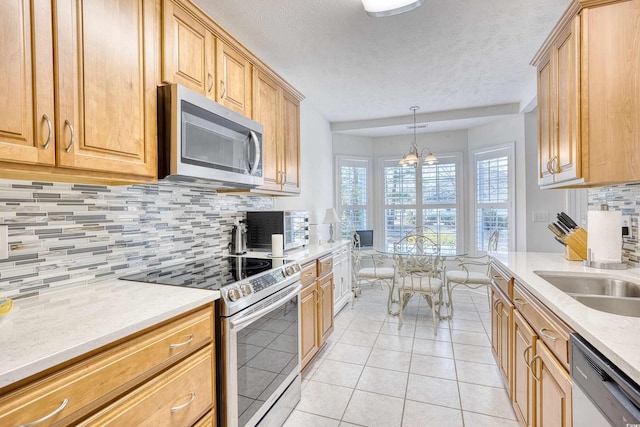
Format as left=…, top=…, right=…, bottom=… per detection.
left=524, top=110, right=566, bottom=252
left=274, top=101, right=335, bottom=238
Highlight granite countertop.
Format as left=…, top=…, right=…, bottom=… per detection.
left=491, top=251, right=640, bottom=385
left=0, top=279, right=219, bottom=389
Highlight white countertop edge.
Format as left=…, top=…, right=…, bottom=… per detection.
left=242, top=241, right=350, bottom=265
left=491, top=252, right=640, bottom=385
left=0, top=280, right=219, bottom=389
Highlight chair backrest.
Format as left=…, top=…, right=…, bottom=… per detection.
left=393, top=234, right=441, bottom=278
left=488, top=230, right=499, bottom=252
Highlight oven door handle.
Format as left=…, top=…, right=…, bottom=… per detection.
left=230, top=284, right=301, bottom=330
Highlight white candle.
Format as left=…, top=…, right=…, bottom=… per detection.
left=272, top=234, right=284, bottom=257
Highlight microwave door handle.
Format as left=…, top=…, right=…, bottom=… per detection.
left=248, top=131, right=260, bottom=175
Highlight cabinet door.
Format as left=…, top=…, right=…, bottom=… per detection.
left=333, top=256, right=343, bottom=305
left=0, top=0, right=55, bottom=166
left=537, top=53, right=554, bottom=186
left=217, top=40, right=252, bottom=117
left=300, top=283, right=319, bottom=370
left=512, top=310, right=537, bottom=427
left=552, top=16, right=580, bottom=183
left=55, top=0, right=157, bottom=179
left=490, top=288, right=500, bottom=358
left=253, top=70, right=281, bottom=192
left=319, top=274, right=334, bottom=346
left=499, top=295, right=513, bottom=396
left=534, top=340, right=572, bottom=427
left=162, top=0, right=216, bottom=99
left=281, top=90, right=301, bottom=194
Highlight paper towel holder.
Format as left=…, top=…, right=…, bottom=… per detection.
left=583, top=203, right=627, bottom=269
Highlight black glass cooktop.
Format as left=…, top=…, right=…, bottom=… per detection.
left=121, top=257, right=290, bottom=290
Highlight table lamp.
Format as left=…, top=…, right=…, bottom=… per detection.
left=323, top=208, right=340, bottom=243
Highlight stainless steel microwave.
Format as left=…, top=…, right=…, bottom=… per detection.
left=157, top=84, right=264, bottom=188
left=246, top=211, right=309, bottom=251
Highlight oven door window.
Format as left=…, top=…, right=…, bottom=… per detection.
left=236, top=296, right=299, bottom=426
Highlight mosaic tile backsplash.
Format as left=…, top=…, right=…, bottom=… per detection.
left=0, top=179, right=272, bottom=299
left=588, top=182, right=640, bottom=266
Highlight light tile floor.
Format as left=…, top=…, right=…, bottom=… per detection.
left=285, top=285, right=519, bottom=427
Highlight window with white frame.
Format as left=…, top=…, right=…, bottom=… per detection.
left=336, top=156, right=372, bottom=240
left=474, top=145, right=513, bottom=253
left=381, top=154, right=462, bottom=253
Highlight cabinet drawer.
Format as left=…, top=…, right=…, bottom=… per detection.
left=317, top=254, right=334, bottom=278
left=78, top=345, right=213, bottom=426
left=194, top=409, right=216, bottom=427
left=300, top=261, right=317, bottom=286
left=490, top=264, right=512, bottom=299
left=513, top=283, right=571, bottom=368
left=0, top=305, right=213, bottom=426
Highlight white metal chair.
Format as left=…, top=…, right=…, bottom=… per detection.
left=393, top=233, right=443, bottom=336
left=351, top=232, right=395, bottom=311
left=445, top=230, right=499, bottom=318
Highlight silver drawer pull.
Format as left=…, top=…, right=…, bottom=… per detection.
left=169, top=334, right=194, bottom=349
left=64, top=119, right=74, bottom=153
left=539, top=328, right=558, bottom=342
left=523, top=344, right=533, bottom=368
left=513, top=297, right=527, bottom=308
left=42, top=114, right=52, bottom=150
left=530, top=355, right=542, bottom=381
left=170, top=392, right=196, bottom=413
left=17, top=398, right=69, bottom=427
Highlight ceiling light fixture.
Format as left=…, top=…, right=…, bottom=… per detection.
left=399, top=106, right=438, bottom=168
left=361, top=0, right=426, bottom=17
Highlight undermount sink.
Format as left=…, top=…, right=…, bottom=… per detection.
left=573, top=295, right=640, bottom=317
left=534, top=271, right=640, bottom=297
left=534, top=271, right=640, bottom=317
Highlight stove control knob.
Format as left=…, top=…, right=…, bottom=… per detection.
left=228, top=287, right=242, bottom=302
left=240, top=283, right=253, bottom=296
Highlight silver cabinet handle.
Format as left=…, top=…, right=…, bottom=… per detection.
left=546, top=158, right=553, bottom=175
left=523, top=344, right=532, bottom=368
left=170, top=392, right=196, bottom=413
left=169, top=334, right=194, bottom=349
left=64, top=119, right=74, bottom=153
left=16, top=398, right=69, bottom=427
left=220, top=80, right=226, bottom=99
left=248, top=130, right=260, bottom=175
left=513, top=297, right=527, bottom=309
left=42, top=114, right=52, bottom=150
left=530, top=355, right=542, bottom=382
left=207, top=73, right=213, bottom=93
left=539, top=328, right=558, bottom=342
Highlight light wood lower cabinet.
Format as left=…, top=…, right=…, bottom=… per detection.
left=490, top=263, right=573, bottom=427
left=0, top=304, right=215, bottom=427
left=300, top=254, right=335, bottom=371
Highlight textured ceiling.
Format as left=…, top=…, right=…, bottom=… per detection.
left=194, top=0, right=572, bottom=136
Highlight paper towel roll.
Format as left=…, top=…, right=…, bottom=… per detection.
left=587, top=210, right=622, bottom=263
left=272, top=234, right=284, bottom=257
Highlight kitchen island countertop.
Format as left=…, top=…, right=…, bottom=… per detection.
left=492, top=251, right=640, bottom=385
left=0, top=279, right=219, bottom=389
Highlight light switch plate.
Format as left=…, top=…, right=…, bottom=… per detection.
left=0, top=225, right=7, bottom=260
left=532, top=211, right=549, bottom=222
left=622, top=215, right=631, bottom=237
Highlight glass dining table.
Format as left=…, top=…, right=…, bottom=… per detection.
left=361, top=247, right=467, bottom=318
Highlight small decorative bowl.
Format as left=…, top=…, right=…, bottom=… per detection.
left=0, top=298, right=13, bottom=316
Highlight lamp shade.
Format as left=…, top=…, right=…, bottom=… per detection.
left=323, top=208, right=340, bottom=224
left=362, top=0, right=426, bottom=17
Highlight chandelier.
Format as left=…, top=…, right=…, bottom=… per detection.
left=361, top=0, right=426, bottom=17
left=399, top=106, right=438, bottom=168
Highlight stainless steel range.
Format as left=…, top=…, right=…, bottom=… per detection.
left=122, top=256, right=302, bottom=427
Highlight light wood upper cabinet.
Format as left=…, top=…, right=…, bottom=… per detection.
left=0, top=0, right=157, bottom=184
left=162, top=0, right=217, bottom=100
left=216, top=39, right=252, bottom=117
left=252, top=69, right=301, bottom=195
left=535, top=16, right=580, bottom=187
left=54, top=0, right=157, bottom=179
left=0, top=0, right=55, bottom=167
left=533, top=0, right=640, bottom=188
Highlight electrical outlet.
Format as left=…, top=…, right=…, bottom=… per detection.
left=0, top=225, right=7, bottom=260
left=622, top=215, right=632, bottom=237
left=532, top=211, right=549, bottom=222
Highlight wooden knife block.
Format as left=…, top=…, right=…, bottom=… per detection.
left=564, top=228, right=588, bottom=260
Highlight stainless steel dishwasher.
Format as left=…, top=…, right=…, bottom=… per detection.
left=571, top=334, right=640, bottom=426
